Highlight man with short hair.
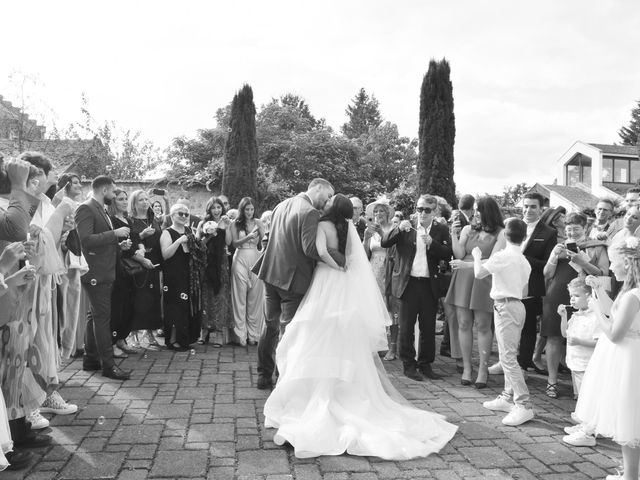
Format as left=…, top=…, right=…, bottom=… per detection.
left=623, top=186, right=640, bottom=210
left=76, top=176, right=132, bottom=380
left=587, top=198, right=620, bottom=241
left=457, top=194, right=475, bottom=227
left=382, top=194, right=452, bottom=381
left=515, top=193, right=557, bottom=371
left=255, top=178, right=339, bottom=390
left=350, top=197, right=367, bottom=240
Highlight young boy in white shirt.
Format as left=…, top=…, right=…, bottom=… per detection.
left=473, top=218, right=533, bottom=426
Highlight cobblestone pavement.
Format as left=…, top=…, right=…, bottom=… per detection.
left=4, top=342, right=622, bottom=480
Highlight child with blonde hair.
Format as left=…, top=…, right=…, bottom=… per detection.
left=558, top=277, right=601, bottom=447
left=574, top=236, right=640, bottom=480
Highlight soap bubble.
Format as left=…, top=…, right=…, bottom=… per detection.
left=294, top=170, right=300, bottom=177
left=97, top=416, right=105, bottom=425
left=190, top=349, right=196, bottom=355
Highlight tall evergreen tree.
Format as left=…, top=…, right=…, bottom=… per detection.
left=222, top=84, right=259, bottom=207
left=618, top=99, right=640, bottom=146
left=417, top=59, right=456, bottom=205
left=341, top=88, right=382, bottom=138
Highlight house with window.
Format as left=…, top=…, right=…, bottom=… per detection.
left=523, top=141, right=639, bottom=212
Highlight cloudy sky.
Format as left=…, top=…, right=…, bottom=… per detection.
left=1, top=0, right=639, bottom=195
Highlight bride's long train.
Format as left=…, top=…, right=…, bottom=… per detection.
left=264, top=224, right=457, bottom=460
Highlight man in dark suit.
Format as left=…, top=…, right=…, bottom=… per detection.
left=382, top=194, right=452, bottom=381
left=515, top=192, right=556, bottom=371
left=255, top=178, right=336, bottom=390
left=76, top=176, right=132, bottom=380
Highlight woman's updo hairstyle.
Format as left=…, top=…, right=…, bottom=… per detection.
left=320, top=193, right=353, bottom=254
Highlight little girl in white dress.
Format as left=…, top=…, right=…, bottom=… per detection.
left=577, top=240, right=640, bottom=480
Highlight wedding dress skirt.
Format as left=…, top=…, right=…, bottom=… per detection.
left=264, top=224, right=457, bottom=460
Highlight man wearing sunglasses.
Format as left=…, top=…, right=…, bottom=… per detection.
left=382, top=194, right=452, bottom=381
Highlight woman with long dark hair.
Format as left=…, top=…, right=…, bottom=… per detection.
left=106, top=189, right=138, bottom=356
left=229, top=197, right=265, bottom=346
left=196, top=196, right=232, bottom=346
left=264, top=193, right=457, bottom=459
left=445, top=196, right=505, bottom=388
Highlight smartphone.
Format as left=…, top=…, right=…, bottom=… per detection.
left=152, top=188, right=166, bottom=196
left=566, top=242, right=578, bottom=253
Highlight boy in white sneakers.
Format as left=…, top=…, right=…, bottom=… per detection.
left=473, top=218, right=534, bottom=426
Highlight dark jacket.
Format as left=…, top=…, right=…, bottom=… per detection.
left=522, top=221, right=557, bottom=297
left=75, top=198, right=119, bottom=285
left=381, top=220, right=452, bottom=299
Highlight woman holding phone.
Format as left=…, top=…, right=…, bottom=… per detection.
left=542, top=212, right=609, bottom=398
left=230, top=197, right=265, bottom=346
left=128, top=189, right=163, bottom=350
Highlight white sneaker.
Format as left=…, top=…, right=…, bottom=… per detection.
left=570, top=411, right=581, bottom=424
left=564, top=424, right=583, bottom=435
left=563, top=430, right=596, bottom=447
left=483, top=395, right=513, bottom=413
left=40, top=391, right=78, bottom=415
left=502, top=405, right=534, bottom=426
left=26, top=409, right=49, bottom=430
left=488, top=363, right=503, bottom=375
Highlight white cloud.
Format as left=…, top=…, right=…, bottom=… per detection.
left=1, top=0, right=639, bottom=194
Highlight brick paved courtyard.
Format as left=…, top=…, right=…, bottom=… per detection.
left=4, top=343, right=623, bottom=480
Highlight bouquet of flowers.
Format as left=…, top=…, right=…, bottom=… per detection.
left=203, top=221, right=218, bottom=235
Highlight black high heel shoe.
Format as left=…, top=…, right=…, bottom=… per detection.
left=461, top=378, right=472, bottom=386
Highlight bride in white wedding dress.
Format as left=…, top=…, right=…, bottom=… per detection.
left=263, top=194, right=457, bottom=460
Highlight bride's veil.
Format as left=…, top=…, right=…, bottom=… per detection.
left=344, top=222, right=412, bottom=406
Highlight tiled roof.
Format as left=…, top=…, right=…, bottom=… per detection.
left=588, top=143, right=639, bottom=156
left=543, top=184, right=600, bottom=209
left=602, top=182, right=635, bottom=196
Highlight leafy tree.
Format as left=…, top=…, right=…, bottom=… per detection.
left=341, top=88, right=382, bottom=139
left=166, top=128, right=226, bottom=188
left=417, top=59, right=456, bottom=205
left=618, top=99, right=640, bottom=146
left=69, top=94, right=161, bottom=179
left=495, top=183, right=529, bottom=208
left=222, top=84, right=259, bottom=206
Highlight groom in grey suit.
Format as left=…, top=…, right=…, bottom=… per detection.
left=255, top=178, right=336, bottom=390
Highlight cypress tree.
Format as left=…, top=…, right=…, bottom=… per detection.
left=417, top=59, right=456, bottom=205
left=222, top=84, right=259, bottom=207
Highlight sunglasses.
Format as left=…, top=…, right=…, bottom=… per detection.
left=176, top=212, right=190, bottom=218
left=415, top=207, right=433, bottom=214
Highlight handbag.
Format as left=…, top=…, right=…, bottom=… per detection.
left=121, top=257, right=145, bottom=276
left=65, top=229, right=82, bottom=256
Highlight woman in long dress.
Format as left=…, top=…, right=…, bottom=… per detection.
left=196, top=196, right=233, bottom=346
left=128, top=190, right=163, bottom=350
left=160, top=203, right=202, bottom=350
left=264, top=194, right=457, bottom=460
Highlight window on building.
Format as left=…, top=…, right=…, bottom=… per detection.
left=565, top=154, right=592, bottom=186
left=602, top=158, right=613, bottom=182
left=631, top=160, right=640, bottom=183
left=615, top=160, right=628, bottom=182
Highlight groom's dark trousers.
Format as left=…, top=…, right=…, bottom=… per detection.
left=398, top=277, right=438, bottom=369
left=257, top=283, right=304, bottom=381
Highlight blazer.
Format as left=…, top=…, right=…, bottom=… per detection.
left=75, top=198, right=119, bottom=285
left=254, top=193, right=320, bottom=295
left=381, top=220, right=452, bottom=299
left=522, top=221, right=557, bottom=297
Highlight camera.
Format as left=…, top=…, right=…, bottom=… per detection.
left=565, top=241, right=578, bottom=253
left=152, top=188, right=166, bottom=196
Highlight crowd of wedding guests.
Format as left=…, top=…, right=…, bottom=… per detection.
left=357, top=187, right=640, bottom=478
left=1, top=149, right=639, bottom=477
left=0, top=151, right=274, bottom=471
